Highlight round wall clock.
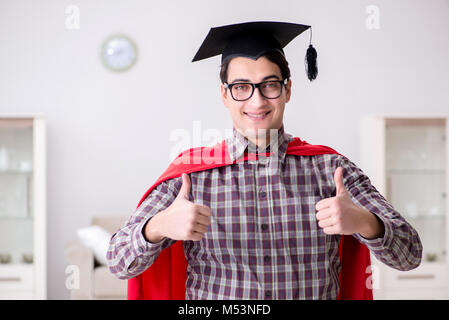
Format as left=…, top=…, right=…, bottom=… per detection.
left=101, top=35, right=138, bottom=72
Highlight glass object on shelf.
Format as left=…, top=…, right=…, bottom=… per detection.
left=0, top=253, right=11, bottom=264
left=22, top=253, right=33, bottom=264
left=0, top=174, right=30, bottom=218
left=385, top=118, right=446, bottom=263
left=0, top=146, right=9, bottom=171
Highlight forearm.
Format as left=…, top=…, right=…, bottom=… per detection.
left=357, top=207, right=385, bottom=240
left=354, top=211, right=422, bottom=271
left=107, top=178, right=182, bottom=279
left=339, top=156, right=423, bottom=271
left=143, top=209, right=167, bottom=243
left=107, top=216, right=174, bottom=280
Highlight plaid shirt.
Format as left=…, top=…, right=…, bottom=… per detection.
left=107, top=126, right=422, bottom=299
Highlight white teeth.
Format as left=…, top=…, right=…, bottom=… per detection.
left=246, top=112, right=269, bottom=118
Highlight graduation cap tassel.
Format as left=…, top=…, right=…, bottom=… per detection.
left=305, top=27, right=318, bottom=81
left=306, top=45, right=318, bottom=81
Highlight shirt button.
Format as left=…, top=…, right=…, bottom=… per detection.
left=264, top=255, right=270, bottom=263
left=259, top=191, right=267, bottom=199
left=265, top=291, right=272, bottom=298
left=261, top=223, right=268, bottom=231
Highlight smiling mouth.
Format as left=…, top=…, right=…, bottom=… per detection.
left=244, top=111, right=271, bottom=120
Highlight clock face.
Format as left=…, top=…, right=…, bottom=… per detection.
left=101, top=35, right=137, bottom=72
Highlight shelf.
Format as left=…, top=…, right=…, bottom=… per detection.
left=387, top=169, right=445, bottom=174
left=405, top=215, right=446, bottom=220
left=0, top=170, right=33, bottom=175
left=0, top=216, right=33, bottom=221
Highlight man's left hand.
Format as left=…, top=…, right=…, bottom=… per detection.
left=315, top=167, right=384, bottom=239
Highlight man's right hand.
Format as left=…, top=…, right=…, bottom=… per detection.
left=144, top=173, right=212, bottom=243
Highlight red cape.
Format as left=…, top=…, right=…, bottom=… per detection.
left=127, top=137, right=373, bottom=300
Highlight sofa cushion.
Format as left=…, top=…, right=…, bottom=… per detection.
left=93, top=266, right=127, bottom=298
left=76, top=226, right=111, bottom=266
left=92, top=215, right=128, bottom=235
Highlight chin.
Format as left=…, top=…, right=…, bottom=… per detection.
left=246, top=121, right=281, bottom=130
left=240, top=124, right=278, bottom=138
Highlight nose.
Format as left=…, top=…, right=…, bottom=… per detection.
left=248, top=86, right=267, bottom=107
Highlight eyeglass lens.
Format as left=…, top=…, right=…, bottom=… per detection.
left=231, top=81, right=282, bottom=101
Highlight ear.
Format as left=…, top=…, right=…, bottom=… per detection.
left=285, top=79, right=292, bottom=103
left=221, top=84, right=229, bottom=108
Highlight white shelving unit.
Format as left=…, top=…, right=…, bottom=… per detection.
left=0, top=116, right=46, bottom=299
left=361, top=114, right=449, bottom=299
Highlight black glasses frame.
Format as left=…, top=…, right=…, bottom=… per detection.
left=224, top=79, right=288, bottom=101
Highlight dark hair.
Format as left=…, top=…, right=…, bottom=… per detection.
left=219, top=50, right=291, bottom=84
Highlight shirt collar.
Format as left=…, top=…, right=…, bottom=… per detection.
left=226, top=125, right=292, bottom=163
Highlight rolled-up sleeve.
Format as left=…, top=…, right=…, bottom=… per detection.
left=106, top=176, right=182, bottom=280
left=338, top=156, right=423, bottom=271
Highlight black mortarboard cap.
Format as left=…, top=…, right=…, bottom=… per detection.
left=192, top=21, right=318, bottom=81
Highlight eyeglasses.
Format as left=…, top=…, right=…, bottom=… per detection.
left=224, top=79, right=288, bottom=101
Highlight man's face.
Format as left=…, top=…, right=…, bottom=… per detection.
left=221, top=56, right=291, bottom=140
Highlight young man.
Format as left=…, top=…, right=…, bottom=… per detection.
left=107, top=21, right=422, bottom=299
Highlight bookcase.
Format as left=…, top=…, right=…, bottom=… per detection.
left=361, top=115, right=449, bottom=299
left=0, top=116, right=46, bottom=299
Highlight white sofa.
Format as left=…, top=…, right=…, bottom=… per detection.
left=64, top=215, right=128, bottom=300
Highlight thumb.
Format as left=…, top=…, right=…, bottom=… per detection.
left=178, top=173, right=191, bottom=199
left=334, top=167, right=347, bottom=196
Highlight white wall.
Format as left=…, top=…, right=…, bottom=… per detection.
left=0, top=0, right=448, bottom=299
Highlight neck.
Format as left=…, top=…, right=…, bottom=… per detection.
left=236, top=127, right=281, bottom=150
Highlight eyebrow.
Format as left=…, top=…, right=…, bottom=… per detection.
left=230, top=74, right=281, bottom=83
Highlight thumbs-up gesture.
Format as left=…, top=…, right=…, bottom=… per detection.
left=144, top=173, right=212, bottom=243
left=315, top=167, right=383, bottom=238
